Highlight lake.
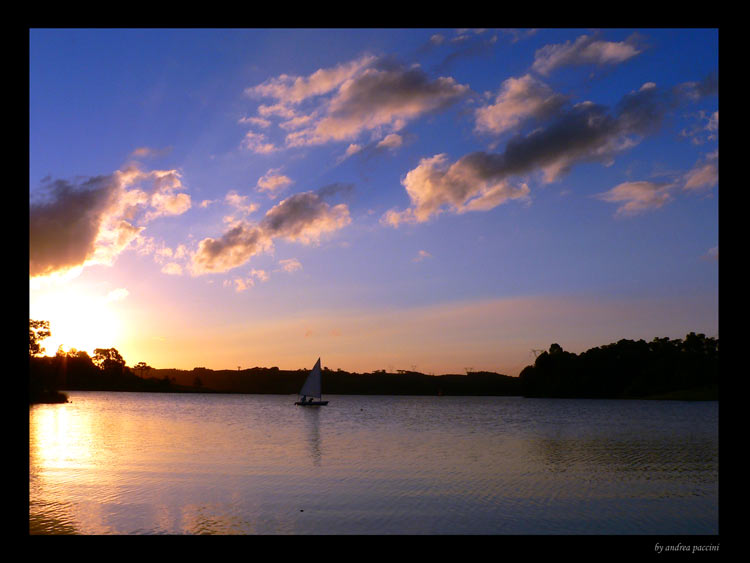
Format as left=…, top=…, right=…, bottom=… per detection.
left=29, top=392, right=718, bottom=535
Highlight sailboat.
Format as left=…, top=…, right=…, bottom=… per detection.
left=295, top=358, right=329, bottom=406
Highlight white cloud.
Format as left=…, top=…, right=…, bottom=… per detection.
left=225, top=190, right=259, bottom=215
left=191, top=191, right=350, bottom=274
left=256, top=168, right=294, bottom=197
left=387, top=75, right=718, bottom=226
left=242, top=131, right=277, bottom=154
left=239, top=115, right=271, bottom=128
left=683, top=162, right=718, bottom=191
left=475, top=74, right=566, bottom=135
left=382, top=153, right=530, bottom=225
left=683, top=156, right=718, bottom=191
left=245, top=55, right=469, bottom=149
left=596, top=181, right=674, bottom=216
left=277, top=258, right=303, bottom=273
left=247, top=54, right=377, bottom=105
left=532, top=33, right=642, bottom=76
left=161, top=262, right=183, bottom=275
left=376, top=133, right=404, bottom=150
left=226, top=268, right=271, bottom=292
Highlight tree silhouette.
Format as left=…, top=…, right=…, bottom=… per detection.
left=519, top=333, right=718, bottom=399
left=133, top=361, right=151, bottom=379
left=93, top=348, right=126, bottom=375
left=29, top=319, right=51, bottom=356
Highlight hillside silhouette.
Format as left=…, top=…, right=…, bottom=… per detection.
left=29, top=319, right=717, bottom=403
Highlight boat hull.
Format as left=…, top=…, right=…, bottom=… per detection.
left=295, top=400, right=328, bottom=406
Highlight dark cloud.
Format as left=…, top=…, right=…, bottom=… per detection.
left=261, top=191, right=350, bottom=242
left=191, top=189, right=352, bottom=274
left=191, top=223, right=268, bottom=275
left=315, top=182, right=354, bottom=199
left=30, top=175, right=121, bottom=277
left=30, top=165, right=192, bottom=278
left=386, top=74, right=718, bottom=224
left=462, top=74, right=717, bottom=183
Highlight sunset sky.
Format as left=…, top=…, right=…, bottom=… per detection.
left=29, top=28, right=718, bottom=376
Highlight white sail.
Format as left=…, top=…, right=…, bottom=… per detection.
left=299, top=358, right=322, bottom=398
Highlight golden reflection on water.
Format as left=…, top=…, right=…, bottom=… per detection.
left=30, top=404, right=93, bottom=470
left=29, top=393, right=718, bottom=535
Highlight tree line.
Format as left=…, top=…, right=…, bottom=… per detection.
left=29, top=319, right=178, bottom=403
left=519, top=332, right=718, bottom=399
left=30, top=319, right=718, bottom=403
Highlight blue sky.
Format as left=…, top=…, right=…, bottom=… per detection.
left=29, top=28, right=718, bottom=375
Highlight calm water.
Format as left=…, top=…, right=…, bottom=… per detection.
left=29, top=392, right=718, bottom=535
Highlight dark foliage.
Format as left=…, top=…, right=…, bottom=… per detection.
left=519, top=332, right=718, bottom=399
left=29, top=315, right=717, bottom=402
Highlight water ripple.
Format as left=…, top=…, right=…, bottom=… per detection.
left=30, top=393, right=718, bottom=534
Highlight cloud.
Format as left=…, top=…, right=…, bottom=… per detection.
left=385, top=76, right=717, bottom=226
left=676, top=72, right=718, bottom=102
left=30, top=165, right=191, bottom=278
left=134, top=168, right=192, bottom=222
left=532, top=32, right=642, bottom=75
left=247, top=54, right=377, bottom=105
left=256, top=168, right=294, bottom=197
left=260, top=191, right=351, bottom=244
left=191, top=190, right=351, bottom=274
left=382, top=153, right=530, bottom=226
left=277, top=258, right=302, bottom=273
left=681, top=110, right=718, bottom=145
left=707, top=111, right=718, bottom=134
left=413, top=249, right=432, bottom=262
left=597, top=152, right=718, bottom=216
left=245, top=55, right=469, bottom=150
left=130, top=146, right=172, bottom=159
left=344, top=143, right=363, bottom=157
left=225, top=268, right=271, bottom=293
left=376, top=133, right=404, bottom=150
left=683, top=157, right=718, bottom=191
left=147, top=191, right=191, bottom=221
left=596, top=180, right=675, bottom=216
left=430, top=29, right=499, bottom=72
left=161, top=262, right=183, bottom=275
left=225, top=190, right=259, bottom=215
left=241, top=131, right=277, bottom=154
left=30, top=175, right=123, bottom=277
left=191, top=223, right=271, bottom=275
left=474, top=74, right=567, bottom=135
left=238, top=116, right=271, bottom=128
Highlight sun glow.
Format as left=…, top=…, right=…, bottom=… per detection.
left=30, top=282, right=125, bottom=356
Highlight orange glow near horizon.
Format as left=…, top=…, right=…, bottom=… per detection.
left=30, top=268, right=717, bottom=377
left=30, top=281, right=124, bottom=357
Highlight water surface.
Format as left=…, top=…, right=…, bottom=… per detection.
left=29, top=392, right=718, bottom=534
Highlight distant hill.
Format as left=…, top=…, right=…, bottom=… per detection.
left=30, top=332, right=718, bottom=403
left=154, top=366, right=521, bottom=396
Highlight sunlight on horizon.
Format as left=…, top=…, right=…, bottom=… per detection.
left=30, top=283, right=124, bottom=356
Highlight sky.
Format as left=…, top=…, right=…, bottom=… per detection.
left=29, top=28, right=719, bottom=376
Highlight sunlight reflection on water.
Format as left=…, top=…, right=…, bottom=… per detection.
left=29, top=392, right=718, bottom=535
